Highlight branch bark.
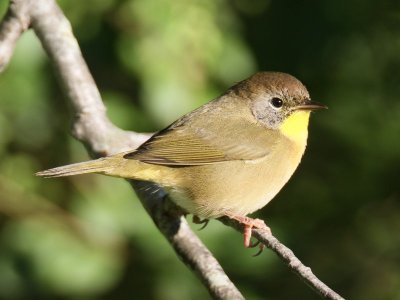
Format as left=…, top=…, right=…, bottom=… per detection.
left=0, top=0, right=30, bottom=71
left=219, top=217, right=345, bottom=300
left=0, top=1, right=344, bottom=299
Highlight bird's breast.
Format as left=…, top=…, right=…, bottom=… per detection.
left=167, top=133, right=308, bottom=218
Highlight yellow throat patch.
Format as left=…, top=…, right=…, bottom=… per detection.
left=280, top=111, right=310, bottom=142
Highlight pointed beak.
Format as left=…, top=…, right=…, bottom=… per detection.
left=295, top=100, right=328, bottom=111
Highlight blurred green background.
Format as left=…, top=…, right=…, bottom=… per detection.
left=0, top=0, right=399, bottom=299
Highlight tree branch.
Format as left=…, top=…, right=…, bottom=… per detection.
left=132, top=181, right=246, bottom=300
left=28, top=0, right=149, bottom=155
left=0, top=0, right=344, bottom=299
left=219, top=217, right=345, bottom=300
left=0, top=1, right=244, bottom=299
left=0, top=0, right=31, bottom=71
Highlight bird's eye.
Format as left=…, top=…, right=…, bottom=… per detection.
left=270, top=97, right=283, bottom=109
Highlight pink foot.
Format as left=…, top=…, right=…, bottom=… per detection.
left=227, top=215, right=271, bottom=255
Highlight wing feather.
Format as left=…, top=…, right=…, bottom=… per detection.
left=124, top=98, right=276, bottom=166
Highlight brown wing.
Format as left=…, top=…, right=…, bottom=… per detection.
left=125, top=134, right=227, bottom=165
left=124, top=99, right=276, bottom=166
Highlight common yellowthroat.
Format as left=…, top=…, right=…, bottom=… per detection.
left=36, top=72, right=326, bottom=248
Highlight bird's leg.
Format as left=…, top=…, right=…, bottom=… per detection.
left=227, top=215, right=271, bottom=255
left=192, top=215, right=210, bottom=230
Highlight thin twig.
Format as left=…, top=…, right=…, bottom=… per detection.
left=253, top=230, right=343, bottom=300
left=219, top=217, right=345, bottom=300
left=0, top=0, right=345, bottom=299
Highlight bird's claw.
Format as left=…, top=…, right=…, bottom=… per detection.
left=252, top=243, right=266, bottom=257
left=192, top=215, right=209, bottom=230
left=226, top=214, right=270, bottom=256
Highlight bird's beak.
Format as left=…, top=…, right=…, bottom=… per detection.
left=295, top=100, right=328, bottom=111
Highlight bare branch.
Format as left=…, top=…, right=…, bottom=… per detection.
left=0, top=0, right=244, bottom=299
left=0, top=0, right=31, bottom=72
left=253, top=231, right=343, bottom=300
left=27, top=0, right=149, bottom=155
left=0, top=0, right=344, bottom=299
left=132, top=181, right=245, bottom=300
left=219, top=217, right=345, bottom=300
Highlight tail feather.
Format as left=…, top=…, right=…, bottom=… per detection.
left=35, top=158, right=112, bottom=178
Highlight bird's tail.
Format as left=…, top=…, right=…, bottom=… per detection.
left=36, top=153, right=176, bottom=185
left=35, top=158, right=114, bottom=178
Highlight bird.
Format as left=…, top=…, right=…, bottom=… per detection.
left=36, top=72, right=327, bottom=250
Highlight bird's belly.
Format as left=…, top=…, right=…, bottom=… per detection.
left=167, top=140, right=306, bottom=218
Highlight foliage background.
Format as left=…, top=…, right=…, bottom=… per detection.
left=0, top=0, right=399, bottom=299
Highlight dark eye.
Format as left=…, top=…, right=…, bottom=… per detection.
left=270, top=97, right=283, bottom=109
